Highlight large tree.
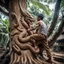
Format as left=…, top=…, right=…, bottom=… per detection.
left=0, top=0, right=64, bottom=64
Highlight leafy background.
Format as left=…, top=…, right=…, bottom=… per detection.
left=0, top=0, right=64, bottom=48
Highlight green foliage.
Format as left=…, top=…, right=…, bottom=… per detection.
left=0, top=19, right=9, bottom=33
left=30, top=0, right=50, bottom=15
left=0, top=13, right=9, bottom=47
left=27, top=5, right=40, bottom=16
left=61, top=0, right=64, bottom=16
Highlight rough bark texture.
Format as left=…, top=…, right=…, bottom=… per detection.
left=7, top=0, right=50, bottom=64
left=47, top=0, right=61, bottom=37
left=0, top=0, right=51, bottom=64
left=48, top=17, right=64, bottom=47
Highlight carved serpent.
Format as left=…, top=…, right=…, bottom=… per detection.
left=10, top=15, right=40, bottom=54
left=16, top=27, right=39, bottom=54
left=14, top=36, right=39, bottom=54
left=10, top=4, right=40, bottom=54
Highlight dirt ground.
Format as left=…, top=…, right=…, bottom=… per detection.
left=0, top=48, right=64, bottom=64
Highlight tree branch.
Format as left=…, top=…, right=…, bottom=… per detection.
left=0, top=6, right=9, bottom=16
left=0, top=0, right=8, bottom=10
left=20, top=0, right=27, bottom=10
left=48, top=17, right=64, bottom=47
left=47, top=0, right=61, bottom=37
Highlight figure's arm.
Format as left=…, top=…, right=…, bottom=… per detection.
left=28, top=26, right=37, bottom=31
left=27, top=21, right=40, bottom=31
left=36, top=22, right=39, bottom=25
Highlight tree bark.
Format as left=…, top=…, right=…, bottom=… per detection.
left=47, top=0, right=61, bottom=37
left=48, top=17, right=64, bottom=47
left=0, top=0, right=53, bottom=64
left=8, top=0, right=49, bottom=64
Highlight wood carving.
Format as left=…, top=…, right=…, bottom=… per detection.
left=8, top=0, right=51, bottom=64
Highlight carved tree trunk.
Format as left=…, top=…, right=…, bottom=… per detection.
left=8, top=0, right=49, bottom=64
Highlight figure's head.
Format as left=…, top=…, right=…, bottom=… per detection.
left=37, top=14, right=44, bottom=21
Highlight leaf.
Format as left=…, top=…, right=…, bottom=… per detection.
left=61, top=0, right=64, bottom=7
left=30, top=0, right=50, bottom=15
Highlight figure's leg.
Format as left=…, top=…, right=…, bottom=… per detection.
left=38, top=44, right=43, bottom=56
left=30, top=34, right=45, bottom=48
left=30, top=34, right=46, bottom=56
left=42, top=40, right=52, bottom=63
left=30, top=39, right=38, bottom=48
left=30, top=34, right=45, bottom=40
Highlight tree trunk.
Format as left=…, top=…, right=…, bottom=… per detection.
left=48, top=17, right=64, bottom=47
left=47, top=0, right=61, bottom=37
left=0, top=0, right=52, bottom=64
left=8, top=0, right=49, bottom=64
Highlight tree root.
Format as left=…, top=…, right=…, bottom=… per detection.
left=16, top=55, right=21, bottom=63
left=12, top=53, right=17, bottom=64
left=12, top=43, right=21, bottom=55
left=14, top=36, right=40, bottom=54
left=10, top=52, right=14, bottom=64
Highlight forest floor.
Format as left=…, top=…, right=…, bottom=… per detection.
left=52, top=51, right=64, bottom=64
left=0, top=47, right=64, bottom=64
